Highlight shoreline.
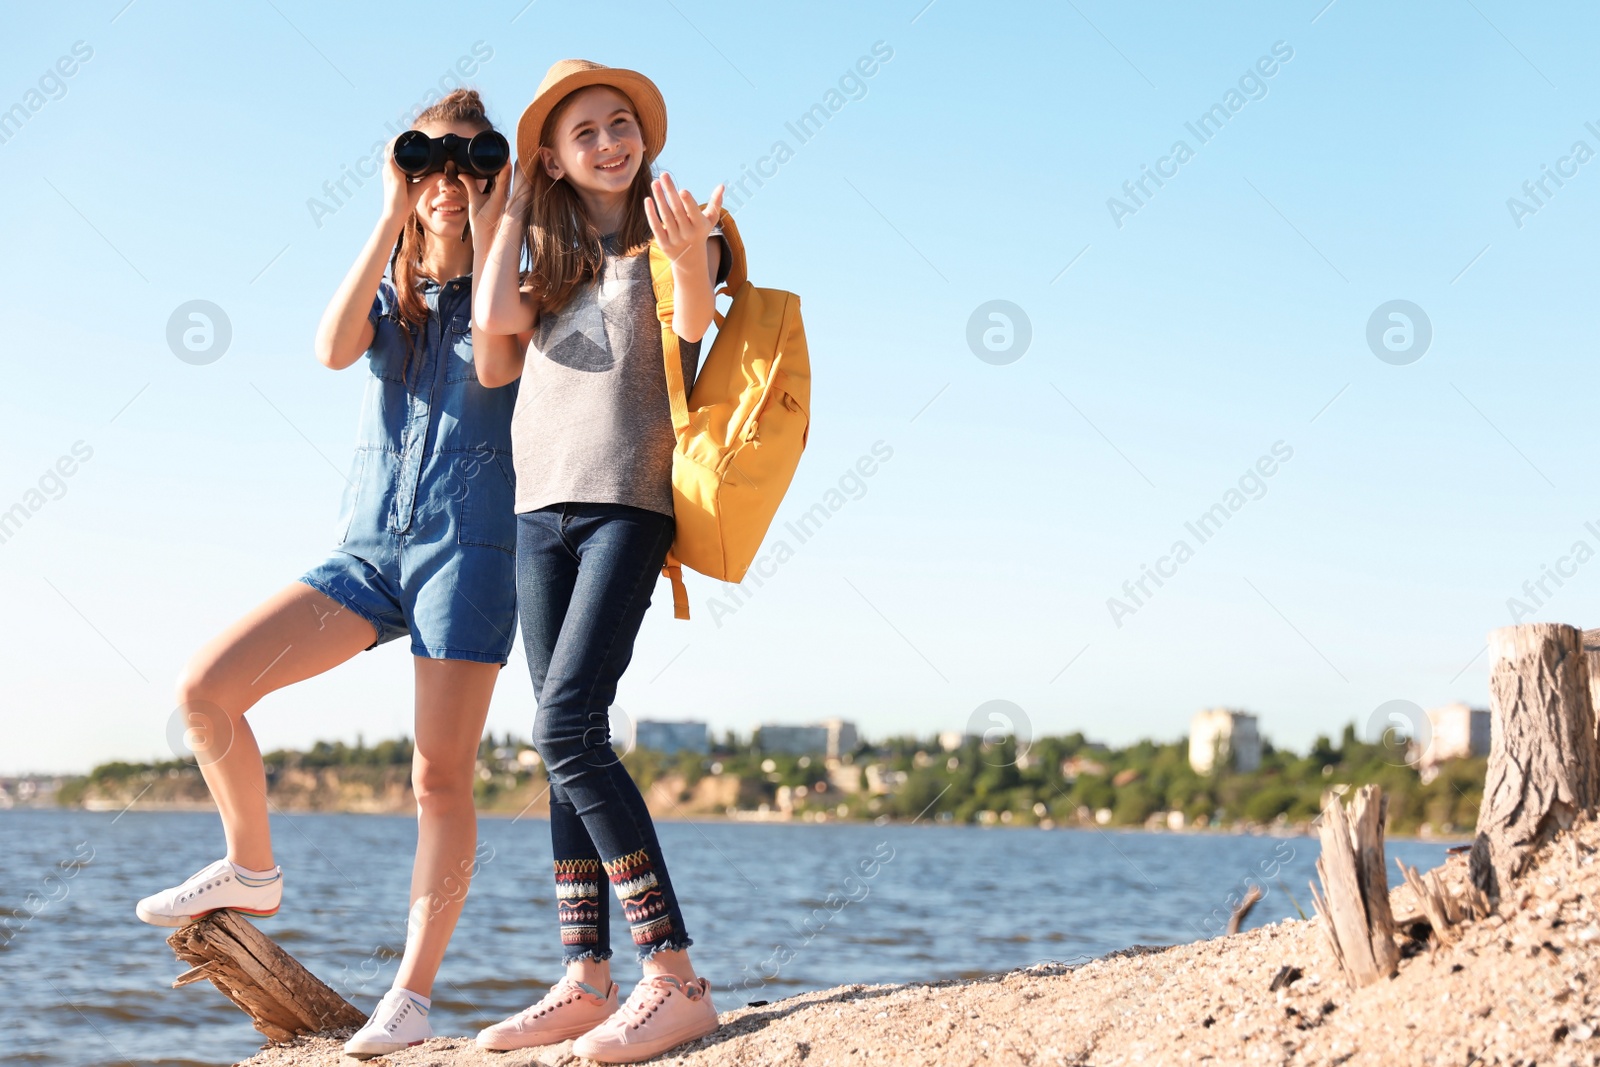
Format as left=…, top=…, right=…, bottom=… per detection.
left=232, top=814, right=1600, bottom=1067
left=2, top=804, right=1472, bottom=843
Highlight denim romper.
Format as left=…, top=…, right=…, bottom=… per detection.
left=298, top=275, right=520, bottom=664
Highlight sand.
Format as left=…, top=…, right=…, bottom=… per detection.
left=236, top=816, right=1600, bottom=1066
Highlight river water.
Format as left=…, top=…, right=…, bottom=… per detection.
left=0, top=809, right=1454, bottom=1066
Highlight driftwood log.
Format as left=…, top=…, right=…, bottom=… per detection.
left=1471, top=624, right=1600, bottom=903
left=167, top=911, right=366, bottom=1043
left=1309, top=784, right=1398, bottom=987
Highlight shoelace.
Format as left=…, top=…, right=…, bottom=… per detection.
left=513, top=980, right=584, bottom=1024
left=616, top=977, right=697, bottom=1030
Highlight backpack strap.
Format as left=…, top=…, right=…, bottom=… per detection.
left=647, top=240, right=692, bottom=444
left=710, top=208, right=748, bottom=305
left=648, top=240, right=692, bottom=621
left=662, top=549, right=690, bottom=620
left=645, top=214, right=744, bottom=623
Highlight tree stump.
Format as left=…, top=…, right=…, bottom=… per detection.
left=167, top=911, right=366, bottom=1043
left=1309, top=784, right=1399, bottom=987
left=1471, top=624, right=1600, bottom=904
left=1583, top=629, right=1600, bottom=724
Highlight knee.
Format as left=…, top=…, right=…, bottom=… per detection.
left=174, top=658, right=234, bottom=716
left=532, top=705, right=611, bottom=768
left=530, top=707, right=568, bottom=762
left=413, top=759, right=475, bottom=813
left=172, top=662, right=245, bottom=758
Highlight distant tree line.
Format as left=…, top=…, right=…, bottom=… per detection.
left=61, top=724, right=1482, bottom=834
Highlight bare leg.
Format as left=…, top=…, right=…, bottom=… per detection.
left=391, top=657, right=499, bottom=998
left=569, top=955, right=614, bottom=989
left=180, top=583, right=378, bottom=870
left=640, top=947, right=699, bottom=983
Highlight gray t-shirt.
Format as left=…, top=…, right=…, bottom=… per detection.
left=510, top=229, right=728, bottom=518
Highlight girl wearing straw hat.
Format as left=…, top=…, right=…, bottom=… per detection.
left=471, top=60, right=728, bottom=1062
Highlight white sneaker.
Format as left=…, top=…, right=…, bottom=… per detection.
left=343, top=988, right=432, bottom=1059
left=135, top=859, right=282, bottom=927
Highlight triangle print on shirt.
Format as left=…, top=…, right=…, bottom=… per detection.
left=509, top=227, right=724, bottom=518
left=536, top=258, right=644, bottom=373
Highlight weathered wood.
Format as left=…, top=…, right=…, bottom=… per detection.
left=1396, top=859, right=1487, bottom=947
left=1310, top=784, right=1398, bottom=987
left=1226, top=884, right=1262, bottom=935
left=1397, top=860, right=1451, bottom=944
left=1350, top=785, right=1398, bottom=975
left=1472, top=624, right=1600, bottom=903
left=171, top=962, right=215, bottom=988
left=167, top=911, right=365, bottom=1043
left=1582, top=629, right=1600, bottom=718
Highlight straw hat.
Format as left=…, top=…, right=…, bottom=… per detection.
left=515, top=59, right=668, bottom=180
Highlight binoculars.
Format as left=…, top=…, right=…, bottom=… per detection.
left=393, top=129, right=509, bottom=191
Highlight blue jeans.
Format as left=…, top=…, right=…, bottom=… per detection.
left=515, top=502, right=693, bottom=962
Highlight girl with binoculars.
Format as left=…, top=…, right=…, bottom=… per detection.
left=134, top=88, right=530, bottom=1058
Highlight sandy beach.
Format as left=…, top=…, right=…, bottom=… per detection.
left=230, top=813, right=1600, bottom=1066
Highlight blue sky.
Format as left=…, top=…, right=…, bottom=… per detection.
left=3, top=0, right=1598, bottom=774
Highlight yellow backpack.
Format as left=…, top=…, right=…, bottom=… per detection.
left=647, top=211, right=811, bottom=620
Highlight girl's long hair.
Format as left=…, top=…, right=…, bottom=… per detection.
left=522, top=87, right=657, bottom=316
left=390, top=88, right=495, bottom=379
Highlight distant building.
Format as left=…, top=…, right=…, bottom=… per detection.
left=0, top=776, right=66, bottom=808
left=633, top=720, right=710, bottom=755
left=1415, top=703, right=1490, bottom=778
left=1188, top=708, right=1262, bottom=774
left=1060, top=754, right=1107, bottom=782
left=864, top=764, right=906, bottom=795
left=822, top=718, right=858, bottom=759
left=937, top=730, right=969, bottom=752
left=757, top=725, right=827, bottom=755
left=757, top=719, right=858, bottom=759
left=827, top=763, right=864, bottom=793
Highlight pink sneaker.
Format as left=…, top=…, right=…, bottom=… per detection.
left=475, top=976, right=619, bottom=1050
left=571, top=974, right=720, bottom=1064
